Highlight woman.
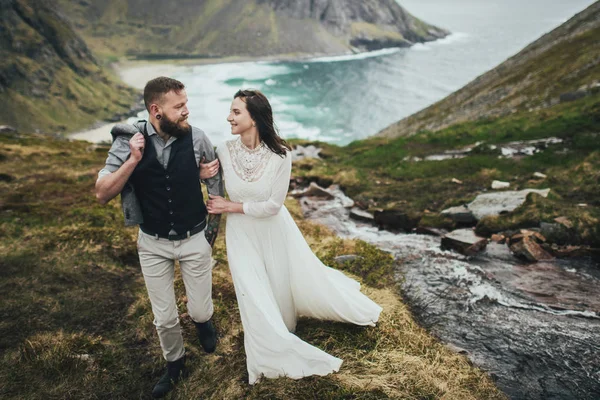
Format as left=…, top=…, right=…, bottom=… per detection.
left=206, top=89, right=382, bottom=384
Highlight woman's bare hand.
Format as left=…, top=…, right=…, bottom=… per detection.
left=206, top=194, right=229, bottom=214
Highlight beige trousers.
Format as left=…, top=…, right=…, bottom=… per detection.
left=137, top=228, right=214, bottom=362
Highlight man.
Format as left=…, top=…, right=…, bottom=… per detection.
left=95, top=76, right=222, bottom=398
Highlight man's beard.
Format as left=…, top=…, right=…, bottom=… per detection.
left=160, top=116, right=191, bottom=138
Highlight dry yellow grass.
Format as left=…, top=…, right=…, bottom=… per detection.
left=0, top=134, right=505, bottom=399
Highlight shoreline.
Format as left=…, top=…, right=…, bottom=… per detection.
left=68, top=121, right=129, bottom=144
left=112, top=48, right=405, bottom=89
left=68, top=50, right=387, bottom=144
left=67, top=35, right=452, bottom=144
left=67, top=29, right=459, bottom=144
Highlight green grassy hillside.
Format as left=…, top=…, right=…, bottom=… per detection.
left=379, top=1, right=600, bottom=139
left=0, top=0, right=138, bottom=133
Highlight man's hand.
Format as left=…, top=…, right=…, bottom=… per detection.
left=200, top=157, right=220, bottom=180
left=129, top=133, right=145, bottom=162
left=95, top=134, right=143, bottom=205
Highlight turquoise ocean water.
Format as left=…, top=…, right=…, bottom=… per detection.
left=148, top=0, right=596, bottom=147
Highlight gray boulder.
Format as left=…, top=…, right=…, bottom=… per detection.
left=491, top=180, right=510, bottom=189
left=290, top=182, right=334, bottom=200
left=510, top=236, right=553, bottom=262
left=374, top=209, right=420, bottom=232
left=415, top=226, right=447, bottom=237
left=441, top=229, right=488, bottom=256
left=291, top=144, right=322, bottom=161
left=540, top=222, right=573, bottom=245
left=441, top=204, right=477, bottom=224
left=349, top=208, right=374, bottom=223
left=467, top=189, right=550, bottom=220
left=0, top=125, right=17, bottom=134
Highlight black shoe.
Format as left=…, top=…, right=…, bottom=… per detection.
left=152, top=355, right=186, bottom=399
left=194, top=319, right=217, bottom=353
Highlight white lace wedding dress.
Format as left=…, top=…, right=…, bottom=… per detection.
left=217, top=138, right=382, bottom=384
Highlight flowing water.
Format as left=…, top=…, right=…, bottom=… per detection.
left=300, top=189, right=600, bottom=400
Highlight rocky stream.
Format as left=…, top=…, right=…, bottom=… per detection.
left=296, top=181, right=600, bottom=400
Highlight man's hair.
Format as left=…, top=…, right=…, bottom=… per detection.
left=143, top=77, right=185, bottom=111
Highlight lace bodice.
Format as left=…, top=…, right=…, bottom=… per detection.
left=226, top=138, right=272, bottom=183
left=217, top=138, right=292, bottom=218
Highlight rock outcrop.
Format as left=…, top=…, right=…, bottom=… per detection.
left=262, top=0, right=448, bottom=50
left=508, top=230, right=554, bottom=262
left=442, top=189, right=551, bottom=222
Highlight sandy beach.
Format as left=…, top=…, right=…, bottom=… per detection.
left=67, top=61, right=190, bottom=143
left=67, top=54, right=311, bottom=143
left=67, top=46, right=412, bottom=144
left=113, top=61, right=193, bottom=89
left=68, top=122, right=121, bottom=143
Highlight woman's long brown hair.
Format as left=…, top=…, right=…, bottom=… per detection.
left=234, top=89, right=291, bottom=157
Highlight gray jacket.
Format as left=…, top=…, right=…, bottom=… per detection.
left=110, top=122, right=144, bottom=226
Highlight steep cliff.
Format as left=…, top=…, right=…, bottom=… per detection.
left=378, top=1, right=600, bottom=138
left=55, top=0, right=448, bottom=59
left=0, top=0, right=137, bottom=132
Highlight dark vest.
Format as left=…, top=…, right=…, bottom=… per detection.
left=129, top=128, right=207, bottom=236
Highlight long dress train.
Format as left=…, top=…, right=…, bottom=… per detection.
left=217, top=138, right=382, bottom=384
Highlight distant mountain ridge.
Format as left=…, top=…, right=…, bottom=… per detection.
left=0, top=0, right=137, bottom=132
left=55, top=0, right=448, bottom=59
left=378, top=1, right=600, bottom=139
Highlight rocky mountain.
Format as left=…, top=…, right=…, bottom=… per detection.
left=0, top=0, right=137, bottom=132
left=378, top=1, right=600, bottom=139
left=55, top=0, right=448, bottom=59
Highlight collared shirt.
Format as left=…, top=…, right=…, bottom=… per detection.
left=98, top=121, right=224, bottom=231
